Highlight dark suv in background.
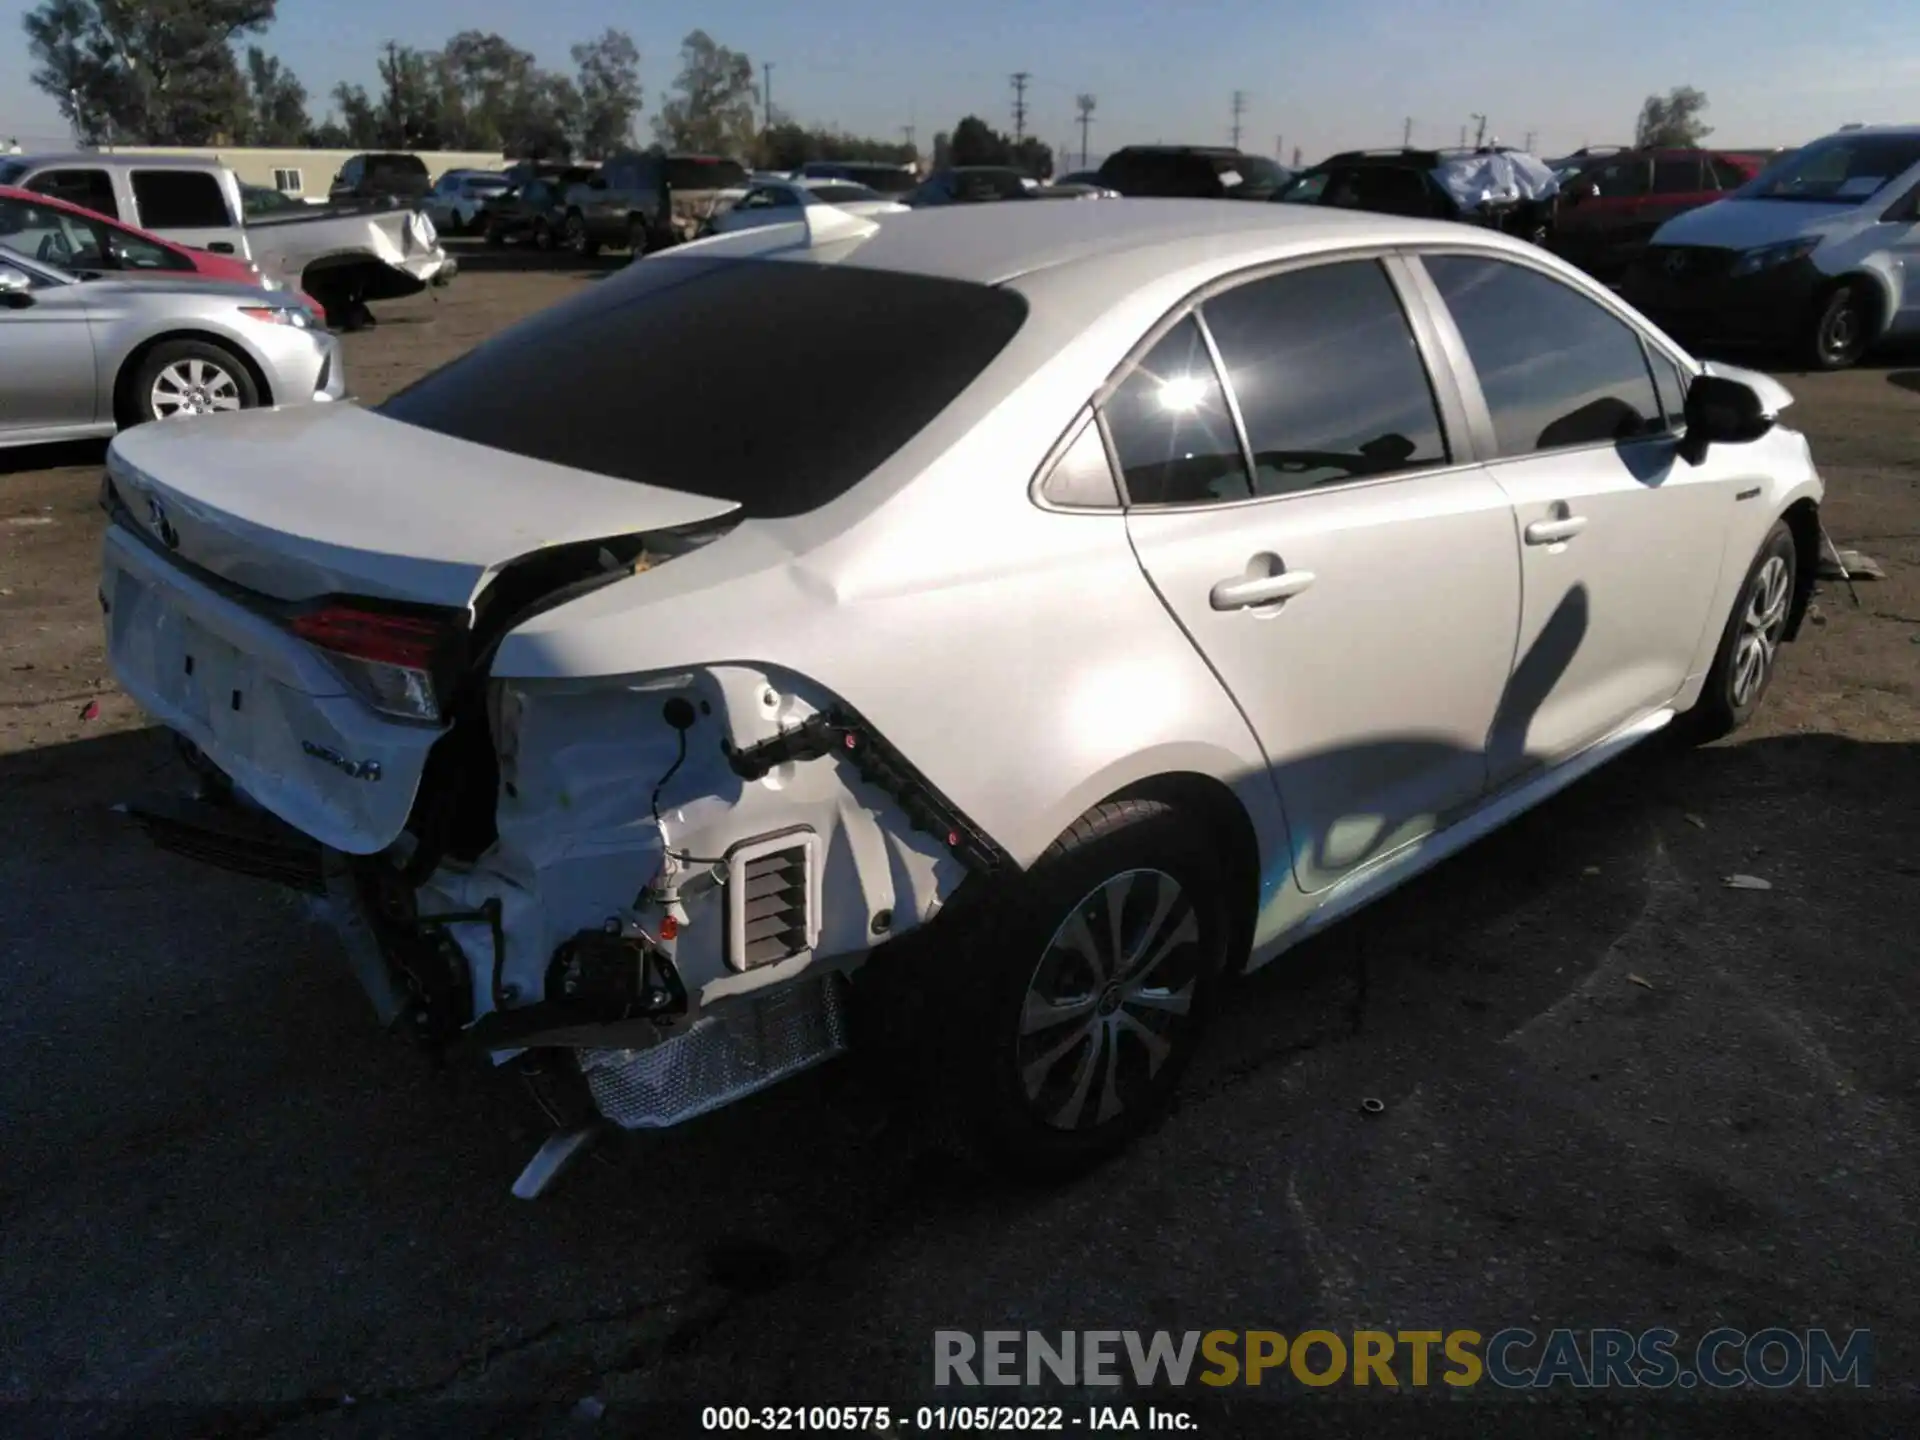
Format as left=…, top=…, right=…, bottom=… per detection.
left=561, top=152, right=750, bottom=256
left=328, top=152, right=431, bottom=206
left=1096, top=145, right=1292, bottom=200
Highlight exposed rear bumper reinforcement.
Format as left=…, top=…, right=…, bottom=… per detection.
left=122, top=792, right=326, bottom=894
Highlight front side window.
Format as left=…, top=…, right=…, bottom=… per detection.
left=1423, top=254, right=1662, bottom=456
left=1202, top=260, right=1449, bottom=495
left=1652, top=157, right=1705, bottom=194
left=132, top=170, right=231, bottom=228
left=24, top=168, right=117, bottom=218
left=1099, top=316, right=1250, bottom=506
left=379, top=256, right=1028, bottom=520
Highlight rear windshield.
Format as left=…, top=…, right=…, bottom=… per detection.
left=840, top=165, right=917, bottom=194
left=666, top=157, right=749, bottom=191
left=378, top=257, right=1028, bottom=519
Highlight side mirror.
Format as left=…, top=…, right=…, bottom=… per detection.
left=0, top=267, right=32, bottom=305
left=1679, top=374, right=1771, bottom=464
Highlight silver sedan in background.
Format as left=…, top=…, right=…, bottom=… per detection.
left=0, top=244, right=344, bottom=449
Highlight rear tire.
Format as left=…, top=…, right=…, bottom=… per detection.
left=940, top=799, right=1231, bottom=1179
left=1675, top=519, right=1797, bottom=744
left=1806, top=282, right=1871, bottom=371
left=564, top=211, right=598, bottom=257
left=125, top=339, right=260, bottom=427
left=627, top=215, right=651, bottom=257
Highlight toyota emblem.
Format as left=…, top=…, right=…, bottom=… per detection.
left=1664, top=251, right=1688, bottom=278
left=147, top=496, right=179, bottom=549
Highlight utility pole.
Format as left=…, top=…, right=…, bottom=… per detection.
left=1275, top=134, right=1283, bottom=160
left=1403, top=117, right=1413, bottom=146
left=1459, top=124, right=1467, bottom=147
left=1230, top=90, right=1247, bottom=148
left=1471, top=112, right=1488, bottom=147
left=1523, top=128, right=1536, bottom=152
left=1075, top=94, right=1096, bottom=170
left=1010, top=72, right=1031, bottom=143
left=901, top=123, right=916, bottom=153
left=762, top=62, right=774, bottom=133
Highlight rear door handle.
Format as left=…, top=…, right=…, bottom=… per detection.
left=1524, top=515, right=1588, bottom=545
left=1210, top=569, right=1316, bottom=610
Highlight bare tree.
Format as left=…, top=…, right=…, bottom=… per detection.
left=1635, top=86, right=1713, bottom=147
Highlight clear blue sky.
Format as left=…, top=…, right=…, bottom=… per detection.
left=4, top=0, right=1918, bottom=162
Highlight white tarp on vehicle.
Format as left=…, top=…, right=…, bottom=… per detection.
left=1431, top=150, right=1560, bottom=211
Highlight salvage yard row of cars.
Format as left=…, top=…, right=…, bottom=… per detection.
left=1, top=119, right=1910, bottom=1198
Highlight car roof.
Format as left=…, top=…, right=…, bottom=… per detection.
left=10, top=152, right=212, bottom=169
left=708, top=195, right=1520, bottom=286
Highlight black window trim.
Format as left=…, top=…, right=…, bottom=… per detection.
left=1399, top=242, right=1699, bottom=464
left=1046, top=245, right=1483, bottom=515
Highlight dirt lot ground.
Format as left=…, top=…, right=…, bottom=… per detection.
left=1, top=252, right=1917, bottom=1438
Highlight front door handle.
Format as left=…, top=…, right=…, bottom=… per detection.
left=205, top=242, right=236, bottom=254
left=1524, top=515, right=1588, bottom=545
left=1210, top=568, right=1316, bottom=611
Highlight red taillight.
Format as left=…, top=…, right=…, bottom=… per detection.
left=287, top=605, right=461, bottom=724
left=290, top=607, right=448, bottom=668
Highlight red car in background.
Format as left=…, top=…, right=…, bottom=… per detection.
left=0, top=184, right=324, bottom=321
left=1548, top=148, right=1770, bottom=281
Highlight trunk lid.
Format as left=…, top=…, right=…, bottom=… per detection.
left=105, top=403, right=739, bottom=608
left=102, top=404, right=740, bottom=855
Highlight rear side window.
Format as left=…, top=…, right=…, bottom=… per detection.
left=25, top=168, right=118, bottom=218
left=665, top=158, right=748, bottom=190
left=379, top=257, right=1027, bottom=519
left=1424, top=254, right=1662, bottom=456
left=132, top=170, right=231, bottom=228
left=1099, top=316, right=1250, bottom=506
left=1652, top=156, right=1705, bottom=194
left=1203, top=260, right=1448, bottom=495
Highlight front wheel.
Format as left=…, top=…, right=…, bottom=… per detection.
left=1676, top=519, right=1797, bottom=744
left=1807, top=283, right=1871, bottom=371
left=127, top=339, right=259, bottom=426
left=946, top=799, right=1232, bottom=1178
left=564, top=212, right=598, bottom=257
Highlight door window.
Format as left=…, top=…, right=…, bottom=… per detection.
left=1589, top=159, right=1650, bottom=198
left=24, top=168, right=118, bottom=218
left=131, top=170, right=232, bottom=229
left=1652, top=157, right=1705, bottom=194
left=1423, top=254, right=1663, bottom=456
left=1201, top=259, right=1449, bottom=495
left=1709, top=157, right=1751, bottom=190
left=1099, top=316, right=1250, bottom=506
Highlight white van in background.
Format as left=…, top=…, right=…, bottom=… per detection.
left=1623, top=125, right=1920, bottom=369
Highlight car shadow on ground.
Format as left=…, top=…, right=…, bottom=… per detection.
left=0, top=437, right=107, bottom=479
left=3, top=711, right=1916, bottom=1424
left=441, top=242, right=629, bottom=276
left=1890, top=370, right=1920, bottom=396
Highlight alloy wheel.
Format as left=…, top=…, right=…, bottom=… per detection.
left=1015, top=868, right=1202, bottom=1131
left=1731, top=554, right=1791, bottom=706
left=149, top=359, right=242, bottom=419
left=1821, top=297, right=1862, bottom=365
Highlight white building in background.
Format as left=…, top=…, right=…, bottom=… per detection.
left=87, top=146, right=510, bottom=196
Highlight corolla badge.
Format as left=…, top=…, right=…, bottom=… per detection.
left=301, top=739, right=382, bottom=782
left=146, top=496, right=180, bottom=549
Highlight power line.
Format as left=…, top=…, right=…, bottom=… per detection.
left=1010, top=72, right=1031, bottom=143
left=1230, top=90, right=1247, bottom=149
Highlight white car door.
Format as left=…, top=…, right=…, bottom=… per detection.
left=0, top=256, right=100, bottom=435
left=1407, top=250, right=1741, bottom=782
left=1119, top=256, right=1522, bottom=894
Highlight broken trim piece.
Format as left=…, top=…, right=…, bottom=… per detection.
left=721, top=703, right=1012, bottom=876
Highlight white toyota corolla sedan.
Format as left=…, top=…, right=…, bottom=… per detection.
left=99, top=199, right=1827, bottom=1195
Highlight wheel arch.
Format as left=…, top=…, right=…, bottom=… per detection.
left=113, top=329, right=273, bottom=427
left=1779, top=496, right=1824, bottom=642
left=1824, top=265, right=1896, bottom=342
left=1101, top=770, right=1264, bottom=968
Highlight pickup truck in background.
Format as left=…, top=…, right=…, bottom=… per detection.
left=560, top=152, right=750, bottom=256
left=328, top=152, right=433, bottom=207
left=0, top=152, right=454, bottom=329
